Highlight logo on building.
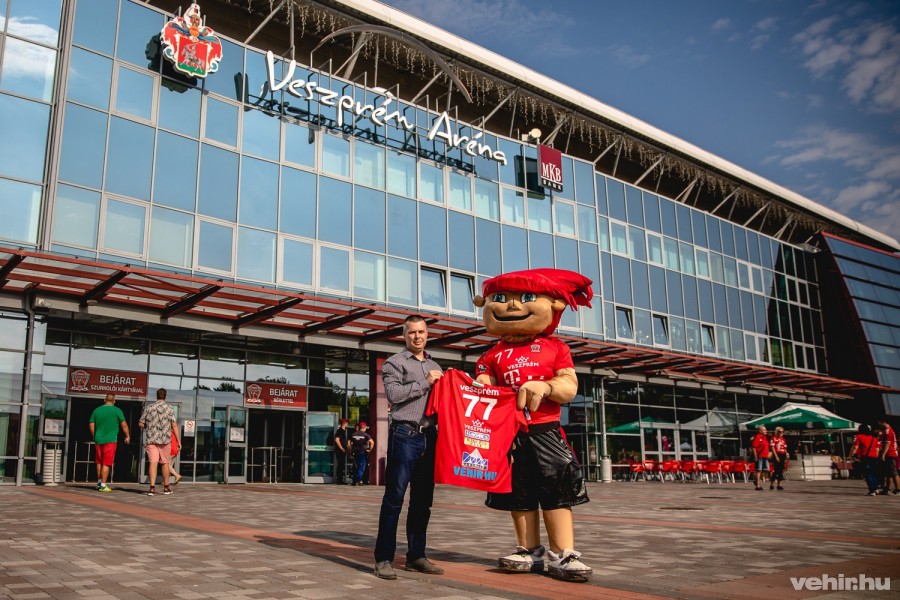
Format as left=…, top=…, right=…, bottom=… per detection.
left=70, top=369, right=90, bottom=392
left=246, top=384, right=263, bottom=403
left=538, top=144, right=563, bottom=192
left=161, top=3, right=223, bottom=78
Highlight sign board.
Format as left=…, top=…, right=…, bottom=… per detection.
left=538, top=144, right=563, bottom=192
left=67, top=367, right=148, bottom=397
left=161, top=3, right=223, bottom=78
left=183, top=420, right=196, bottom=437
left=244, top=382, right=308, bottom=410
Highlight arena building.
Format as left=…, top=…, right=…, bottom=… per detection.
left=0, top=0, right=897, bottom=485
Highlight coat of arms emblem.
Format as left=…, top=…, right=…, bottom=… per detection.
left=161, top=3, right=223, bottom=78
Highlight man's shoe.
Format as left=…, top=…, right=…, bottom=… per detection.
left=163, top=486, right=173, bottom=495
left=498, top=545, right=545, bottom=573
left=147, top=487, right=155, bottom=496
left=97, top=484, right=112, bottom=492
left=866, top=491, right=878, bottom=496
left=546, top=549, right=592, bottom=582
left=892, top=490, right=900, bottom=495
left=374, top=561, right=397, bottom=580
left=403, top=557, right=444, bottom=575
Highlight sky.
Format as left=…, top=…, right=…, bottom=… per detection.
left=377, top=0, right=900, bottom=244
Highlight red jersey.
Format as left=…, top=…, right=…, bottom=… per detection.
left=881, top=426, right=898, bottom=458
left=854, top=434, right=881, bottom=459
left=770, top=436, right=788, bottom=455
left=426, top=369, right=526, bottom=493
left=475, top=335, right=573, bottom=425
left=751, top=433, right=770, bottom=458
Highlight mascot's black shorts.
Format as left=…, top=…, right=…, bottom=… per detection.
left=486, top=421, right=589, bottom=511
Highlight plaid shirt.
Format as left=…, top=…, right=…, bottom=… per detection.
left=139, top=400, right=174, bottom=445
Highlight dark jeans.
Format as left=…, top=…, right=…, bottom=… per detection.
left=374, top=424, right=436, bottom=564
left=772, top=453, right=787, bottom=482
left=353, top=450, right=368, bottom=483
left=863, top=457, right=881, bottom=492
left=335, top=451, right=347, bottom=483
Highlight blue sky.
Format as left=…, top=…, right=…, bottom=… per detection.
left=377, top=0, right=900, bottom=243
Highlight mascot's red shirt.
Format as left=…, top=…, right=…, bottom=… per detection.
left=475, top=335, right=573, bottom=425
left=426, top=369, right=525, bottom=493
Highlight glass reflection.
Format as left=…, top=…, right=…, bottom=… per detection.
left=449, top=171, right=472, bottom=211
left=238, top=157, right=278, bottom=230
left=7, top=0, right=60, bottom=45
left=242, top=108, right=280, bottom=161
left=115, top=65, right=154, bottom=120
left=204, top=97, right=238, bottom=146
left=159, top=81, right=200, bottom=137
left=284, top=122, right=316, bottom=168
left=0, top=37, right=55, bottom=101
left=474, top=178, right=499, bottom=220
left=52, top=185, right=99, bottom=248
left=116, top=0, right=162, bottom=68
left=153, top=132, right=198, bottom=211
left=237, top=227, right=275, bottom=282
left=282, top=238, right=313, bottom=287
left=449, top=211, right=475, bottom=272
left=353, top=251, right=385, bottom=300
left=105, top=117, right=154, bottom=200
left=419, top=203, right=447, bottom=266
left=198, top=220, right=233, bottom=272
left=58, top=102, right=107, bottom=188
left=198, top=144, right=238, bottom=220
left=66, top=47, right=112, bottom=109
left=354, top=186, right=385, bottom=252
left=354, top=141, right=385, bottom=189
left=420, top=162, right=444, bottom=203
left=388, top=194, right=416, bottom=259
left=322, top=133, right=350, bottom=177
left=0, top=94, right=49, bottom=182
left=318, top=176, right=351, bottom=245
left=421, top=269, right=445, bottom=308
left=103, top=199, right=145, bottom=255
left=319, top=246, right=349, bottom=292
left=149, top=207, right=193, bottom=267
left=387, top=151, right=415, bottom=197
left=73, top=0, right=117, bottom=55
left=0, top=178, right=40, bottom=244
left=388, top=258, right=417, bottom=305
left=280, top=167, right=316, bottom=238
left=502, top=225, right=527, bottom=272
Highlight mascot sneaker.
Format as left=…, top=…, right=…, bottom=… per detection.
left=546, top=548, right=592, bottom=582
left=498, top=545, right=545, bottom=573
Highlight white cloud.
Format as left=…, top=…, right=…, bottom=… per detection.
left=610, top=44, right=650, bottom=69
left=754, top=17, right=779, bottom=32
left=711, top=18, right=731, bottom=33
left=5, top=17, right=58, bottom=46
left=793, top=16, right=900, bottom=112
left=751, top=33, right=771, bottom=50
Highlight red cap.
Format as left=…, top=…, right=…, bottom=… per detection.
left=358, top=421, right=367, bottom=428
left=340, top=418, right=349, bottom=424
left=481, top=269, right=594, bottom=335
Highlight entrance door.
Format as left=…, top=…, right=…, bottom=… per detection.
left=66, top=396, right=144, bottom=484
left=225, top=406, right=247, bottom=484
left=304, top=411, right=337, bottom=483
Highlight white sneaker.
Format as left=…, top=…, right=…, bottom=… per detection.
left=546, top=548, right=592, bottom=582
left=498, top=545, right=545, bottom=573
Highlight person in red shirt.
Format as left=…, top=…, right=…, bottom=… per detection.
left=473, top=268, right=593, bottom=582
left=750, top=425, right=770, bottom=491
left=849, top=424, right=882, bottom=496
left=769, top=427, right=788, bottom=491
left=876, top=418, right=899, bottom=495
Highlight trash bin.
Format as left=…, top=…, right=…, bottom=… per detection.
left=600, top=456, right=612, bottom=483
left=41, top=441, right=63, bottom=485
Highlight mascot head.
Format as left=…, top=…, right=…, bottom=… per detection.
left=473, top=268, right=593, bottom=339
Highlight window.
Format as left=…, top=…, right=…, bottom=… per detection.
left=388, top=258, right=417, bottom=305
left=154, top=132, right=199, bottom=211
left=419, top=203, right=447, bottom=266
left=284, top=122, right=316, bottom=168
left=577, top=205, right=597, bottom=242
left=354, top=187, right=386, bottom=253
left=197, top=220, right=234, bottom=273
left=528, top=195, right=552, bottom=233
left=616, top=307, right=633, bottom=340
left=450, top=274, right=474, bottom=313
left=317, top=176, right=351, bottom=246
left=354, top=141, right=385, bottom=189
left=653, top=315, right=669, bottom=346
left=1, top=38, right=56, bottom=102
left=738, top=261, right=751, bottom=290
left=114, top=65, right=155, bottom=122
left=353, top=252, right=385, bottom=301
left=319, top=246, right=349, bottom=292
left=0, top=179, right=41, bottom=245
left=102, top=198, right=145, bottom=256
left=105, top=116, right=154, bottom=201
left=701, top=325, right=716, bottom=354
left=203, top=96, right=239, bottom=147
left=387, top=151, right=416, bottom=197
left=634, top=309, right=651, bottom=345
left=421, top=268, right=446, bottom=308
left=448, top=171, right=472, bottom=211
left=647, top=233, right=663, bottom=265
left=280, top=237, right=313, bottom=288
left=237, top=227, right=275, bottom=282
left=696, top=249, right=710, bottom=279
left=554, top=201, right=576, bottom=236
left=501, top=188, right=526, bottom=225
left=52, top=185, right=99, bottom=249
left=628, top=226, right=646, bottom=261
left=419, top=162, right=444, bottom=204
left=280, top=167, right=316, bottom=239
left=685, top=320, right=701, bottom=354
left=723, top=257, right=738, bottom=287
left=598, top=216, right=610, bottom=251
left=67, top=48, right=112, bottom=110
left=238, top=157, right=278, bottom=230
left=158, top=79, right=200, bottom=138
left=321, top=133, right=350, bottom=177
left=610, top=221, right=628, bottom=255
left=664, top=238, right=679, bottom=270
left=198, top=144, right=238, bottom=221
left=679, top=242, right=695, bottom=275
left=149, top=207, right=193, bottom=268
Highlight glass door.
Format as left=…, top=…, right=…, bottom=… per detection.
left=225, top=406, right=247, bottom=484
left=304, top=411, right=336, bottom=483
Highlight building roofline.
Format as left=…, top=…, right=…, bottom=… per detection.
left=333, top=0, right=898, bottom=251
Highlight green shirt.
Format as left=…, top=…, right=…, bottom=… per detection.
left=90, top=404, right=126, bottom=444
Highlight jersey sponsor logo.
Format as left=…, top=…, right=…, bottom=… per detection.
left=464, top=437, right=490, bottom=449
left=464, top=429, right=490, bottom=441
left=512, top=355, right=541, bottom=368
left=531, top=343, right=541, bottom=353
left=462, top=448, right=489, bottom=470
left=477, top=364, right=488, bottom=373
left=452, top=466, right=498, bottom=481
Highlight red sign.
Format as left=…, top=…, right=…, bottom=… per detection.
left=161, top=3, right=223, bottom=78
left=538, top=144, right=563, bottom=192
left=68, top=367, right=148, bottom=397
left=244, top=382, right=308, bottom=410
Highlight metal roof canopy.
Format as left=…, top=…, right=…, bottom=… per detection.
left=0, top=246, right=891, bottom=400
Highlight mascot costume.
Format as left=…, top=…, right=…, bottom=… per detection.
left=473, top=268, right=593, bottom=582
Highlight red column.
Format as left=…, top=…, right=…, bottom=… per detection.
left=369, top=354, right=389, bottom=485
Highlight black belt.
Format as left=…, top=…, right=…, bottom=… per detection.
left=391, top=420, right=433, bottom=433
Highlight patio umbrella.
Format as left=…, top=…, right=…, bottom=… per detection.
left=684, top=408, right=756, bottom=432
left=608, top=416, right=673, bottom=433
left=740, top=403, right=858, bottom=431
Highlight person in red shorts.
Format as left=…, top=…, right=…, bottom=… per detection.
left=750, top=425, right=770, bottom=491
left=88, top=393, right=130, bottom=492
left=473, top=268, right=593, bottom=582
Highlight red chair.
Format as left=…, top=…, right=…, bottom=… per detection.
left=660, top=459, right=682, bottom=482
left=642, top=459, right=660, bottom=481
left=719, top=460, right=735, bottom=483
left=628, top=460, right=645, bottom=481
left=700, top=460, right=723, bottom=484
left=732, top=459, right=749, bottom=483
left=680, top=460, right=698, bottom=482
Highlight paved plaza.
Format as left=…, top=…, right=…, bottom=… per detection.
left=1, top=478, right=899, bottom=599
